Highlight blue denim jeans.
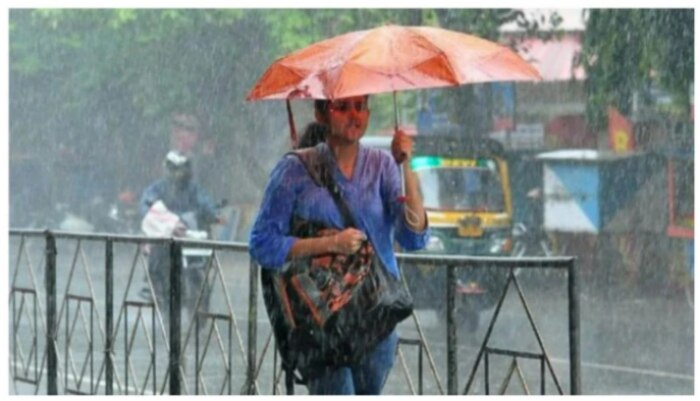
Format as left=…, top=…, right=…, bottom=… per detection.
left=306, top=331, right=399, bottom=395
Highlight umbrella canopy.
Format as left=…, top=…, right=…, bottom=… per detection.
left=247, top=24, right=541, bottom=101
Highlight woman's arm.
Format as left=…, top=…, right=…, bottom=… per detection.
left=382, top=135, right=430, bottom=251
left=249, top=157, right=302, bottom=268
left=392, top=131, right=427, bottom=231
left=400, top=157, right=427, bottom=231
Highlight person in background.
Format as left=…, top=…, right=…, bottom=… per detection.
left=138, top=150, right=221, bottom=312
left=168, top=112, right=219, bottom=190
left=169, top=113, right=202, bottom=156
left=139, top=150, right=219, bottom=226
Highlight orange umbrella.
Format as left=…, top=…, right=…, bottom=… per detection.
left=247, top=24, right=540, bottom=144
left=248, top=24, right=540, bottom=100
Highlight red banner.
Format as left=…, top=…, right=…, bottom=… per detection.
left=608, top=106, right=634, bottom=152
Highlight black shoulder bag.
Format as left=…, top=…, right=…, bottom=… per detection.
left=259, top=146, right=414, bottom=390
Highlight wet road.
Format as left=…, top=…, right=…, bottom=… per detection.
left=8, top=237, right=694, bottom=395
left=387, top=279, right=694, bottom=395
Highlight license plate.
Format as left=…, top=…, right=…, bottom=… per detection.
left=458, top=216, right=482, bottom=237
left=458, top=224, right=483, bottom=237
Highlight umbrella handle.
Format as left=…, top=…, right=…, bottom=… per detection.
left=398, top=165, right=407, bottom=203
left=393, top=91, right=407, bottom=164
left=393, top=91, right=408, bottom=203
left=286, top=99, right=298, bottom=148
left=394, top=91, right=406, bottom=164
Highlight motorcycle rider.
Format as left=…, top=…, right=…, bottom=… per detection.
left=138, top=150, right=221, bottom=316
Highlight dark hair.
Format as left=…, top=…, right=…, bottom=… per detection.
left=315, top=96, right=370, bottom=113
left=314, top=99, right=330, bottom=115
left=297, top=122, right=329, bottom=149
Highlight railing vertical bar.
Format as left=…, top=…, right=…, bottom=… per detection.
left=90, top=300, right=94, bottom=394
left=568, top=259, right=581, bottom=395
left=152, top=305, right=157, bottom=395
left=446, top=263, right=457, bottom=395
left=195, top=314, right=200, bottom=395
left=12, top=291, right=16, bottom=382
left=169, top=240, right=183, bottom=395
left=105, top=239, right=113, bottom=395
left=484, top=350, right=490, bottom=395
left=124, top=305, right=128, bottom=395
left=229, top=318, right=233, bottom=395
left=245, top=259, right=259, bottom=395
left=64, top=296, right=69, bottom=393
left=34, top=291, right=39, bottom=383
left=418, top=341, right=424, bottom=395
left=540, top=355, right=546, bottom=395
left=45, top=231, right=58, bottom=395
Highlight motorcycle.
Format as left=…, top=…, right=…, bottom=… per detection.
left=511, top=221, right=567, bottom=286
left=103, top=190, right=141, bottom=234
left=511, top=222, right=556, bottom=258
left=138, top=201, right=216, bottom=318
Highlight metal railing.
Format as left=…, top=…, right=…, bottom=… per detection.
left=9, top=229, right=580, bottom=395
left=398, top=253, right=580, bottom=395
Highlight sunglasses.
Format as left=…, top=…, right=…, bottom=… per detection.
left=329, top=99, right=369, bottom=113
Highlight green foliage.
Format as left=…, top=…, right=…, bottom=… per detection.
left=581, top=9, right=694, bottom=129
left=10, top=8, right=524, bottom=142
left=260, top=9, right=430, bottom=54
left=9, top=8, right=528, bottom=201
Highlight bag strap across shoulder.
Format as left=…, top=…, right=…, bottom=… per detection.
left=287, top=146, right=358, bottom=229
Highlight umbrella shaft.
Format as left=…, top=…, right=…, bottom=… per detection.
left=393, top=91, right=399, bottom=130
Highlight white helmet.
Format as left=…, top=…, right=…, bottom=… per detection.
left=164, top=150, right=192, bottom=184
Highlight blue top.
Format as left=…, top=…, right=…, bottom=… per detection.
left=139, top=178, right=218, bottom=227
left=249, top=143, right=430, bottom=278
